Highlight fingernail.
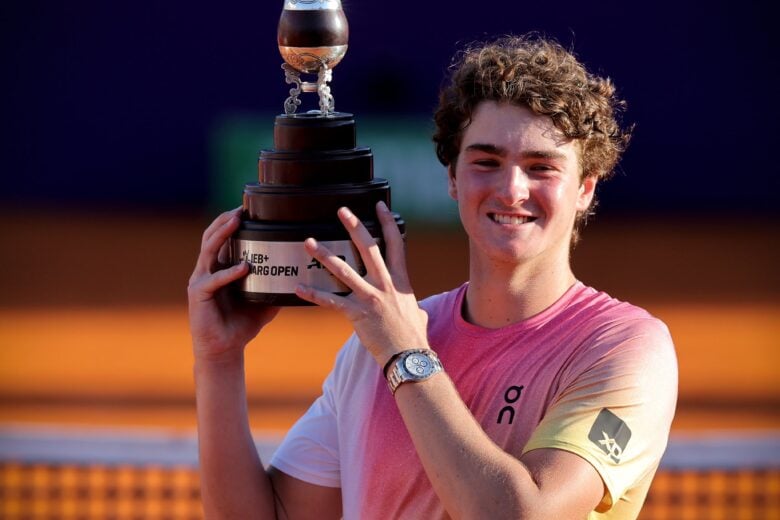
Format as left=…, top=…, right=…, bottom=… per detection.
left=377, top=201, right=389, bottom=212
left=338, top=207, right=353, bottom=218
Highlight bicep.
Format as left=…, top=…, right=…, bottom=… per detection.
left=268, top=466, right=342, bottom=520
left=520, top=448, right=604, bottom=518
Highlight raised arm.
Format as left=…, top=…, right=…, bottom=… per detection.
left=295, top=202, right=604, bottom=519
left=188, top=207, right=341, bottom=519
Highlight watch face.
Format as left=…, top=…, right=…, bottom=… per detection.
left=404, top=352, right=434, bottom=377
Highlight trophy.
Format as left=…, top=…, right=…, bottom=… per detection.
left=230, top=0, right=405, bottom=305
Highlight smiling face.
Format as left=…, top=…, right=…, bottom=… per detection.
left=449, top=101, right=597, bottom=272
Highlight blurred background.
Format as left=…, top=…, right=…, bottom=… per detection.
left=0, top=1, right=777, bottom=518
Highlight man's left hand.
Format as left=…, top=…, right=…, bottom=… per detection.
left=295, top=201, right=430, bottom=367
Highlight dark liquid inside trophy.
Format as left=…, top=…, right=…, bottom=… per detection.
left=230, top=0, right=405, bottom=306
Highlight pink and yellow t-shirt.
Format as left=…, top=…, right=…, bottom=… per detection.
left=270, top=282, right=678, bottom=519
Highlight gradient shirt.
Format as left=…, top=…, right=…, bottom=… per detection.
left=270, top=282, right=678, bottom=519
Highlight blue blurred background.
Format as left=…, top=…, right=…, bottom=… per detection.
left=1, top=0, right=776, bottom=215
left=2, top=0, right=778, bottom=313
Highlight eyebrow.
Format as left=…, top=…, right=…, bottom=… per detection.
left=463, top=143, right=507, bottom=156
left=463, top=143, right=568, bottom=161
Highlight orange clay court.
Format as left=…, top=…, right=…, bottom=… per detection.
left=0, top=302, right=778, bottom=433
left=0, top=212, right=778, bottom=433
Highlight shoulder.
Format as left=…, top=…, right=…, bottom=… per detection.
left=558, top=284, right=677, bottom=388
left=567, top=284, right=674, bottom=353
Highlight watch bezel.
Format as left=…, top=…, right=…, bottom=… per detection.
left=386, top=348, right=443, bottom=395
left=403, top=351, right=437, bottom=378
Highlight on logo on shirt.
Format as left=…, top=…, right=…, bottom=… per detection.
left=496, top=385, right=525, bottom=424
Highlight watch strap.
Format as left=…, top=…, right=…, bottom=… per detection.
left=382, top=351, right=405, bottom=379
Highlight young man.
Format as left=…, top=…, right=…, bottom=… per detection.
left=188, top=35, right=677, bottom=519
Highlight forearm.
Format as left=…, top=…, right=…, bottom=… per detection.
left=194, top=354, right=277, bottom=519
left=394, top=374, right=541, bottom=519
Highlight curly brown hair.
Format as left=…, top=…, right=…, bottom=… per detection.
left=433, top=34, right=632, bottom=244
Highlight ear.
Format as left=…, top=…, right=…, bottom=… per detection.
left=447, top=165, right=458, bottom=201
left=576, top=175, right=598, bottom=212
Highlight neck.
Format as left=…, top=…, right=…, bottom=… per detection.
left=463, top=250, right=577, bottom=329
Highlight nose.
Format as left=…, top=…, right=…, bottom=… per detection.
left=497, top=165, right=529, bottom=205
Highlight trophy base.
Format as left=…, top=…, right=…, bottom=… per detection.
left=230, top=216, right=405, bottom=307
left=232, top=111, right=404, bottom=306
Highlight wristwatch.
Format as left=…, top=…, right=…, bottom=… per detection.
left=386, top=349, right=443, bottom=395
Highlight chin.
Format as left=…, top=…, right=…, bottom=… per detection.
left=481, top=244, right=538, bottom=265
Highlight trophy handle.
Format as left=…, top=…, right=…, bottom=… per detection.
left=282, top=62, right=335, bottom=116
left=316, top=65, right=334, bottom=114
left=282, top=63, right=303, bottom=115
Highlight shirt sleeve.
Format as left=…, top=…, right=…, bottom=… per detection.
left=269, top=335, right=360, bottom=488
left=521, top=316, right=678, bottom=513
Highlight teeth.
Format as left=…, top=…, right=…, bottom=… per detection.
left=492, top=214, right=531, bottom=225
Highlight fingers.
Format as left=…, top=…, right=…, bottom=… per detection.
left=189, top=262, right=249, bottom=303
left=375, top=201, right=408, bottom=280
left=303, top=237, right=371, bottom=294
left=194, top=208, right=242, bottom=276
left=312, top=204, right=405, bottom=293
left=295, top=283, right=363, bottom=319
left=202, top=206, right=242, bottom=246
left=336, top=207, right=385, bottom=279
left=217, top=240, right=231, bottom=267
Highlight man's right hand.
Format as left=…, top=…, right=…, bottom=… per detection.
left=189, top=207, right=342, bottom=520
left=187, top=207, right=280, bottom=363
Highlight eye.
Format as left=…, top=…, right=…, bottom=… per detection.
left=472, top=158, right=500, bottom=169
left=528, top=163, right=560, bottom=177
left=529, top=163, right=555, bottom=171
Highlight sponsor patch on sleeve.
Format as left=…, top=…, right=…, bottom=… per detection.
left=588, top=408, right=632, bottom=464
